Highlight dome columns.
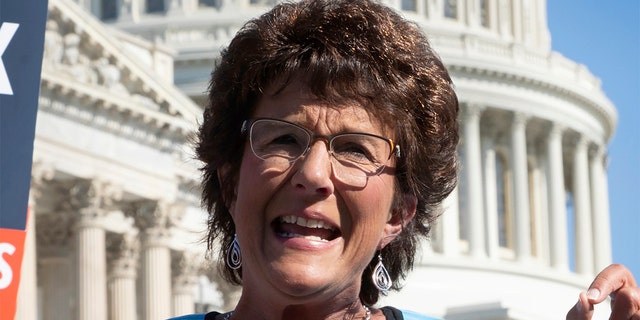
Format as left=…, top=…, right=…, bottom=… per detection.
left=432, top=106, right=611, bottom=276
left=546, top=124, right=569, bottom=271
left=590, top=147, right=612, bottom=272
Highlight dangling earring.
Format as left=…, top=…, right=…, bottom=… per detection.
left=372, top=252, right=392, bottom=292
left=226, top=234, right=242, bottom=270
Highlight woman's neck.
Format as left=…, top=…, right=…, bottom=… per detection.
left=231, top=290, right=373, bottom=320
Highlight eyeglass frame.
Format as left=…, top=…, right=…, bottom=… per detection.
left=240, top=117, right=401, bottom=177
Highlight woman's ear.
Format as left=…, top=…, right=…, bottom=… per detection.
left=378, top=194, right=417, bottom=250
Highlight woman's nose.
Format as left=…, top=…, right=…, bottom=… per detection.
left=290, top=141, right=335, bottom=196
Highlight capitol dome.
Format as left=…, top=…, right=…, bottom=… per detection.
left=19, top=0, right=616, bottom=319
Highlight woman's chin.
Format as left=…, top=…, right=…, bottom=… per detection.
left=260, top=239, right=348, bottom=293
left=265, top=265, right=344, bottom=299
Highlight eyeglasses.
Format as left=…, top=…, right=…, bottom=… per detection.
left=241, top=118, right=400, bottom=187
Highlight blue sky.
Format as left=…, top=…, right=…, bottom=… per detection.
left=547, top=2, right=640, bottom=279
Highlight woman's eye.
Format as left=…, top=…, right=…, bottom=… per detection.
left=335, top=143, right=373, bottom=161
left=269, top=134, right=300, bottom=145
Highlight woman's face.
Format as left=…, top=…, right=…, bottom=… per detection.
left=229, top=81, right=412, bottom=305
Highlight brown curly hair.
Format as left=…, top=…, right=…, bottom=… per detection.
left=195, top=0, right=459, bottom=306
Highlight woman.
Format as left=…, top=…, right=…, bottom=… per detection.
left=181, top=0, right=639, bottom=319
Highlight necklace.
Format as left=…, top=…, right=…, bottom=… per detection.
left=223, top=304, right=371, bottom=320
left=363, top=304, right=371, bottom=320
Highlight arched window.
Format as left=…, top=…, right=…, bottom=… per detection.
left=444, top=0, right=458, bottom=19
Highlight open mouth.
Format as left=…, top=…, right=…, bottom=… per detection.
left=273, top=215, right=340, bottom=242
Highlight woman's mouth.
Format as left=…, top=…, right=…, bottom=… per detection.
left=273, top=215, right=340, bottom=242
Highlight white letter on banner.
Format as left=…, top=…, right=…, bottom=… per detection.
left=0, top=242, right=16, bottom=289
left=0, top=22, right=20, bottom=96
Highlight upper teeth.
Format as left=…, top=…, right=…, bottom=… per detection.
left=280, top=215, right=334, bottom=230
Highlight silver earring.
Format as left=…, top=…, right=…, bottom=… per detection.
left=226, top=234, right=242, bottom=270
left=372, top=253, right=392, bottom=292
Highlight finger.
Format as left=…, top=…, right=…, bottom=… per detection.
left=567, top=291, right=594, bottom=320
left=587, top=264, right=638, bottom=304
left=609, top=287, right=640, bottom=320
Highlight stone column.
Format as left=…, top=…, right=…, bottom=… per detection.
left=462, top=105, right=486, bottom=258
left=425, top=0, right=439, bottom=20
left=497, top=0, right=513, bottom=39
left=15, top=208, right=38, bottom=320
left=488, top=0, right=499, bottom=31
left=118, top=0, right=141, bottom=22
left=134, top=201, right=179, bottom=320
left=172, top=251, right=200, bottom=316
left=76, top=216, right=107, bottom=320
left=15, top=160, right=53, bottom=320
left=464, top=0, right=478, bottom=26
left=534, top=0, right=551, bottom=51
left=36, top=211, right=75, bottom=320
left=546, top=124, right=569, bottom=271
left=71, top=179, right=121, bottom=320
left=510, top=112, right=531, bottom=261
left=415, top=0, right=426, bottom=17
left=107, top=230, right=140, bottom=320
left=573, top=136, right=594, bottom=275
left=167, top=0, right=184, bottom=15
left=40, top=255, right=73, bottom=319
left=441, top=185, right=460, bottom=256
left=457, top=0, right=467, bottom=22
left=512, top=0, right=523, bottom=42
left=589, top=146, right=612, bottom=272
left=482, top=134, right=499, bottom=259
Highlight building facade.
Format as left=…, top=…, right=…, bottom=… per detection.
left=16, top=0, right=617, bottom=319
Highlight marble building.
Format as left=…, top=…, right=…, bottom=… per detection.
left=16, top=0, right=616, bottom=319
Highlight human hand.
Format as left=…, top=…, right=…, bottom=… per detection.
left=566, top=264, right=640, bottom=320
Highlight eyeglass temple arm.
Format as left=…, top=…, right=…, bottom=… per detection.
left=241, top=120, right=249, bottom=134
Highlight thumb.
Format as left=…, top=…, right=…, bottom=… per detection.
left=586, top=264, right=637, bottom=304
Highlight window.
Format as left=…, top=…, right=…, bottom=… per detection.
left=100, top=0, right=118, bottom=20
left=444, top=0, right=458, bottom=19
left=101, top=0, right=117, bottom=20
left=480, top=0, right=490, bottom=28
left=199, top=0, right=217, bottom=7
left=496, top=153, right=511, bottom=248
left=401, top=0, right=417, bottom=12
left=147, top=0, right=165, bottom=13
